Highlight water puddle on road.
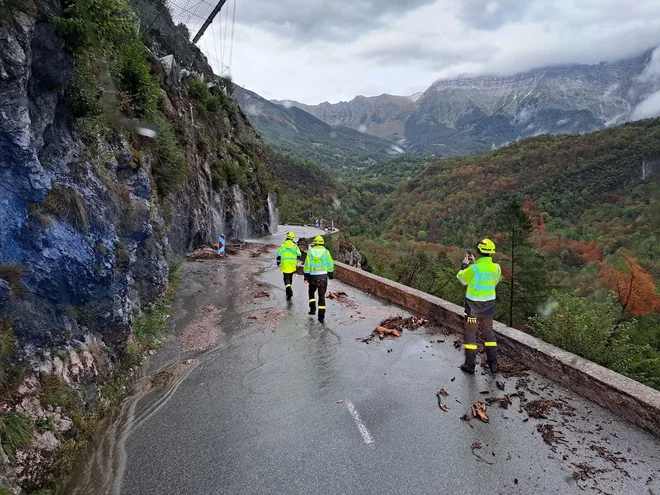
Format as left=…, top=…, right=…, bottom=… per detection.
left=64, top=359, right=198, bottom=495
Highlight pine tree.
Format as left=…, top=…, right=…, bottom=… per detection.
left=495, top=195, right=549, bottom=328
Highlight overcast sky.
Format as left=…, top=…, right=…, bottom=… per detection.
left=196, top=0, right=660, bottom=104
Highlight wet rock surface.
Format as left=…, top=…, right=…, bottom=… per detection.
left=66, top=228, right=660, bottom=495
left=0, top=1, right=277, bottom=489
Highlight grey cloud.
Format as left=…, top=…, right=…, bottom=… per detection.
left=631, top=47, right=660, bottom=120
left=235, top=0, right=436, bottom=41
left=360, top=42, right=496, bottom=71
left=456, top=0, right=533, bottom=30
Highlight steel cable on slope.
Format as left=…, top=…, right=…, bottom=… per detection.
left=206, top=10, right=221, bottom=75
left=228, top=0, right=237, bottom=73
left=222, top=0, right=230, bottom=75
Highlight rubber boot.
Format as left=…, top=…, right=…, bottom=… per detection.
left=285, top=286, right=293, bottom=300
left=308, top=301, right=316, bottom=315
left=318, top=308, right=326, bottom=323
left=460, top=350, right=477, bottom=374
left=486, top=347, right=498, bottom=374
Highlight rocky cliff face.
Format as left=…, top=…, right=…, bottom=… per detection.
left=337, top=240, right=362, bottom=269
left=0, top=0, right=275, bottom=490
left=282, top=50, right=657, bottom=156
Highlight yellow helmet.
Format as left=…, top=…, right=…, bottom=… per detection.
left=286, top=231, right=296, bottom=240
left=313, top=235, right=325, bottom=245
left=476, top=238, right=496, bottom=255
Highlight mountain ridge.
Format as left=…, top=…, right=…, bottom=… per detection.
left=273, top=49, right=659, bottom=156
left=234, top=86, right=402, bottom=173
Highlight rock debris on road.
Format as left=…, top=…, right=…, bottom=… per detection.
left=67, top=227, right=660, bottom=495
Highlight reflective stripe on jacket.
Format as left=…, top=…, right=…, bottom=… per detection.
left=277, top=240, right=301, bottom=274
left=303, top=246, right=334, bottom=275
left=457, top=257, right=502, bottom=302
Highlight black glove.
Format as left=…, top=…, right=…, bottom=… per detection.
left=328, top=272, right=334, bottom=279
left=460, top=263, right=469, bottom=270
left=304, top=274, right=309, bottom=282
left=277, top=261, right=281, bottom=267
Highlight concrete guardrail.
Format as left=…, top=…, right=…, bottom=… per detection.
left=333, top=261, right=660, bottom=436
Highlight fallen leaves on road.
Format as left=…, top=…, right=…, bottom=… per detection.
left=537, top=424, right=568, bottom=451
left=515, top=378, right=529, bottom=390
left=378, top=315, right=429, bottom=332
left=252, top=290, right=270, bottom=299
left=453, top=338, right=463, bottom=349
left=524, top=399, right=565, bottom=419
left=497, top=361, right=530, bottom=378
left=326, top=291, right=357, bottom=309
left=572, top=462, right=609, bottom=482
left=485, top=395, right=513, bottom=409
left=435, top=389, right=450, bottom=412
left=471, top=401, right=489, bottom=423
left=471, top=442, right=482, bottom=449
left=496, top=380, right=506, bottom=390
left=336, top=400, right=344, bottom=404
left=327, top=291, right=348, bottom=299
left=590, top=444, right=629, bottom=465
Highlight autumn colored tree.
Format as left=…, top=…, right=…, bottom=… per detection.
left=600, top=253, right=660, bottom=316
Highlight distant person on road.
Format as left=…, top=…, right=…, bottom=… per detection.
left=456, top=238, right=502, bottom=374
left=277, top=231, right=302, bottom=300
left=304, top=235, right=334, bottom=323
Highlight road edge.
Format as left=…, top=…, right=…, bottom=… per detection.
left=334, top=261, right=660, bottom=436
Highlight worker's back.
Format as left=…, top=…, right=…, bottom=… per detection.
left=278, top=239, right=300, bottom=274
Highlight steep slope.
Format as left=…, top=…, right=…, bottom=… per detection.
left=268, top=148, right=345, bottom=225
left=234, top=87, right=400, bottom=173
left=381, top=118, right=660, bottom=279
left=275, top=94, right=416, bottom=142
left=286, top=50, right=656, bottom=156
left=0, top=0, right=275, bottom=490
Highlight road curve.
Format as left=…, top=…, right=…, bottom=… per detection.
left=67, top=227, right=660, bottom=495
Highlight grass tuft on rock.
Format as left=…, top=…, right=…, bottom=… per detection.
left=0, top=265, right=26, bottom=297
left=38, top=185, right=89, bottom=232
left=41, top=375, right=79, bottom=411
left=0, top=412, right=34, bottom=460
left=0, top=320, right=22, bottom=397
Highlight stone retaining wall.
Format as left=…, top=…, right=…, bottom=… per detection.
left=334, top=262, right=660, bottom=436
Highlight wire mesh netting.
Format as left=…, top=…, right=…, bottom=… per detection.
left=128, top=0, right=236, bottom=74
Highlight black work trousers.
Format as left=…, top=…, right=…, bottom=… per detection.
left=463, top=300, right=498, bottom=367
left=307, top=275, right=328, bottom=312
left=283, top=272, right=294, bottom=288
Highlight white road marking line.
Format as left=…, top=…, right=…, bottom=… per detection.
left=347, top=401, right=374, bottom=444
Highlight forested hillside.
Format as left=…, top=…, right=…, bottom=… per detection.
left=276, top=118, right=660, bottom=389
left=234, top=87, right=398, bottom=174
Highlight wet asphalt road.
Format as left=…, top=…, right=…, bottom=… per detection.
left=69, top=227, right=660, bottom=495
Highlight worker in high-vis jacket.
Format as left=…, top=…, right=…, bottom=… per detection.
left=303, top=235, right=334, bottom=323
left=277, top=232, right=302, bottom=300
left=456, top=238, right=502, bottom=374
